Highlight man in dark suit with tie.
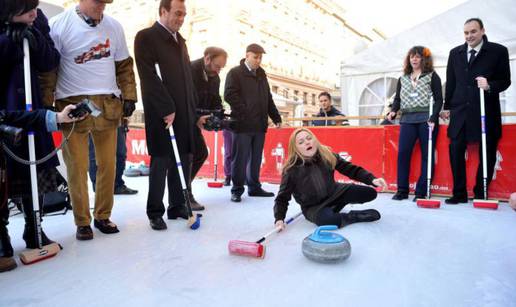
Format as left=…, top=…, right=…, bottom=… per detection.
left=441, top=18, right=511, bottom=204
left=134, top=0, right=199, bottom=230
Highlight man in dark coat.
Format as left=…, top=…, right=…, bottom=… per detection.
left=441, top=18, right=511, bottom=204
left=224, top=43, right=282, bottom=202
left=135, top=0, right=198, bottom=230
left=190, top=46, right=227, bottom=209
left=0, top=5, right=60, bottom=251
left=312, top=91, right=350, bottom=126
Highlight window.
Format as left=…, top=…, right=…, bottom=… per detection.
left=272, top=86, right=279, bottom=94
left=311, top=93, right=316, bottom=105
left=303, top=92, right=308, bottom=104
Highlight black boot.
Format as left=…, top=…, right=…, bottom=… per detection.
left=341, top=209, right=381, bottom=226
left=22, top=196, right=56, bottom=249
left=23, top=223, right=56, bottom=249
left=0, top=222, right=17, bottom=272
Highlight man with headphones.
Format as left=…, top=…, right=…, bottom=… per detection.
left=40, top=0, right=137, bottom=240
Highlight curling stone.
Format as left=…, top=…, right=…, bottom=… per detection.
left=302, top=225, right=351, bottom=263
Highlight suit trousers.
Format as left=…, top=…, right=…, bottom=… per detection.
left=449, top=126, right=499, bottom=198
left=231, top=132, right=265, bottom=195
left=63, top=126, right=117, bottom=226
left=190, top=127, right=208, bottom=189
left=147, top=153, right=192, bottom=219
left=223, top=129, right=233, bottom=178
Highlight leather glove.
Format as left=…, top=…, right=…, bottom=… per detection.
left=4, top=23, right=37, bottom=48
left=123, top=100, right=136, bottom=117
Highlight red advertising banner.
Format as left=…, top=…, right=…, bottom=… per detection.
left=75, top=124, right=514, bottom=200
left=384, top=124, right=516, bottom=199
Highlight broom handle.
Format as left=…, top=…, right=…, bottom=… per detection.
left=479, top=88, right=488, bottom=200
left=23, top=39, right=42, bottom=249
left=426, top=94, right=433, bottom=199
left=155, top=64, right=193, bottom=217
left=213, top=131, right=218, bottom=181
left=256, top=211, right=303, bottom=244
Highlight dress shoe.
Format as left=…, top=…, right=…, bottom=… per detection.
left=149, top=217, right=167, bottom=230
left=231, top=193, right=241, bottom=202
left=473, top=193, right=485, bottom=200
left=224, top=176, right=231, bottom=186
left=167, top=205, right=189, bottom=220
left=392, top=191, right=408, bottom=200
left=248, top=188, right=274, bottom=197
left=93, top=219, right=120, bottom=234
left=412, top=195, right=425, bottom=202
left=188, top=193, right=205, bottom=211
left=0, top=257, right=17, bottom=273
left=114, top=185, right=138, bottom=195
left=445, top=196, right=468, bottom=204
left=76, top=225, right=94, bottom=240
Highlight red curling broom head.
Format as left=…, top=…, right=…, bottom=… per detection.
left=228, top=240, right=266, bottom=258
left=473, top=199, right=499, bottom=210
left=207, top=181, right=224, bottom=188
left=417, top=198, right=441, bottom=209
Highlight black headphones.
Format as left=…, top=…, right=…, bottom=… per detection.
left=84, top=17, right=98, bottom=27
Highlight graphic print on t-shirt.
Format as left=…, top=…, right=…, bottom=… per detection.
left=74, top=39, right=111, bottom=64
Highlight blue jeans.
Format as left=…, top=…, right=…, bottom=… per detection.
left=89, top=125, right=126, bottom=189
left=396, top=122, right=439, bottom=196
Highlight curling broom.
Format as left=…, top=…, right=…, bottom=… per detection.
left=207, top=130, right=223, bottom=188
left=19, top=38, right=61, bottom=264
left=155, top=63, right=201, bottom=229
left=417, top=95, right=441, bottom=209
left=473, top=88, right=498, bottom=209
left=228, top=212, right=303, bottom=258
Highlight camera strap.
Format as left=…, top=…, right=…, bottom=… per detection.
left=1, top=121, right=76, bottom=166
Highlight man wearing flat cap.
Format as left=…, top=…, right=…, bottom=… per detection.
left=224, top=43, right=282, bottom=203
left=40, top=0, right=137, bottom=240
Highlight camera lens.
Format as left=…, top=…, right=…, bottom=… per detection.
left=0, top=124, right=23, bottom=146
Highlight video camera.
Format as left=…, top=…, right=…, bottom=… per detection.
left=197, top=108, right=235, bottom=131
left=0, top=115, right=23, bottom=147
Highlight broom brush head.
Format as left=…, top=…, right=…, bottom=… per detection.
left=417, top=198, right=441, bottom=209
left=19, top=242, right=62, bottom=265
left=207, top=181, right=223, bottom=188
left=473, top=199, right=499, bottom=210
left=228, top=240, right=265, bottom=258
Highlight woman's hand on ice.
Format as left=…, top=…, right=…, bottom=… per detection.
left=372, top=178, right=387, bottom=191
left=275, top=220, right=286, bottom=232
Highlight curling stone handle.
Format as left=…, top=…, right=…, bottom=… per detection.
left=313, top=225, right=338, bottom=237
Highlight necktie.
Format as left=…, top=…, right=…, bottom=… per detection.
left=468, top=49, right=477, bottom=66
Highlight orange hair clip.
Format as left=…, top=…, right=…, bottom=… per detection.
left=423, top=47, right=431, bottom=57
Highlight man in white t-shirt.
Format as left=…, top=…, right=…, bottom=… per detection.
left=40, top=0, right=137, bottom=241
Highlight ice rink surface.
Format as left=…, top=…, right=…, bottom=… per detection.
left=1, top=176, right=516, bottom=307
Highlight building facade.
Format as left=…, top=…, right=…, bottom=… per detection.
left=50, top=0, right=375, bottom=124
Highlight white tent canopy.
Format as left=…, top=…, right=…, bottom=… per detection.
left=340, top=0, right=516, bottom=125
left=39, top=2, right=64, bottom=18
